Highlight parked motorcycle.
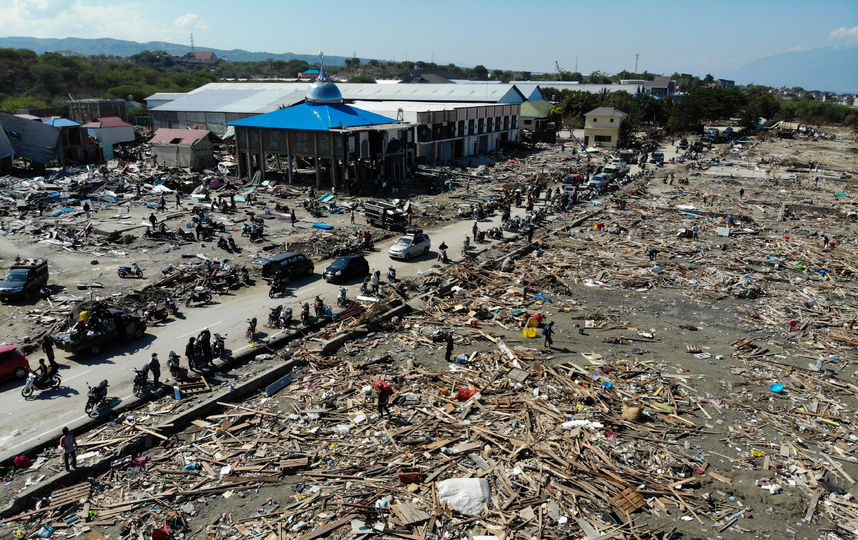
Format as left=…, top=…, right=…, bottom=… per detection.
left=167, top=351, right=187, bottom=380
left=268, top=305, right=283, bottom=328
left=337, top=287, right=349, bottom=307
left=85, top=379, right=109, bottom=414
left=280, top=307, right=293, bottom=327
left=387, top=266, right=397, bottom=283
left=143, top=303, right=169, bottom=324
left=118, top=263, right=143, bottom=278
left=268, top=278, right=289, bottom=298
left=21, top=371, right=61, bottom=398
left=212, top=333, right=225, bottom=359
left=185, top=286, right=213, bottom=307
left=165, top=297, right=179, bottom=316
left=132, top=367, right=148, bottom=397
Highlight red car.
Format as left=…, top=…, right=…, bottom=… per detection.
left=0, top=343, right=31, bottom=381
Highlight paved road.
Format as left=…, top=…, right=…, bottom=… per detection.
left=0, top=204, right=537, bottom=453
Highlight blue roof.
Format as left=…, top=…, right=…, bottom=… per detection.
left=227, top=102, right=397, bottom=131
left=44, top=117, right=80, bottom=127
left=303, top=68, right=320, bottom=73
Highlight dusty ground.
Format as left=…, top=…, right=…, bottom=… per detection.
left=1, top=127, right=857, bottom=539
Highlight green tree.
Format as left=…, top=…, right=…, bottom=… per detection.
left=471, top=64, right=489, bottom=80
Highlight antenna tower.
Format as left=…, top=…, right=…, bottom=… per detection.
left=634, top=53, right=639, bottom=73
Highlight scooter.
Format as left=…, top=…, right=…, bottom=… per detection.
left=387, top=266, right=396, bottom=283
left=84, top=379, right=109, bottom=414
left=132, top=367, right=148, bottom=397
left=185, top=286, right=212, bottom=307
left=165, top=297, right=179, bottom=316
left=239, top=266, right=251, bottom=285
left=21, top=371, right=61, bottom=398
left=143, top=303, right=169, bottom=324
left=337, top=287, right=349, bottom=307
left=268, top=305, right=283, bottom=328
left=280, top=307, right=293, bottom=327
left=269, top=278, right=288, bottom=298
left=212, top=333, right=225, bottom=359
left=118, top=263, right=143, bottom=278
left=167, top=351, right=187, bottom=380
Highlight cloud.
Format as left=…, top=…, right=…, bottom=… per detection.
left=828, top=26, right=858, bottom=46
left=174, top=13, right=209, bottom=32
left=788, top=46, right=809, bottom=52
left=0, top=1, right=210, bottom=44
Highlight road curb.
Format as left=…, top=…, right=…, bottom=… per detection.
left=0, top=356, right=303, bottom=520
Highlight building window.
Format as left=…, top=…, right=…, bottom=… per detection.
left=595, top=135, right=612, bottom=143
left=610, top=118, right=614, bottom=123
left=593, top=118, right=597, bottom=122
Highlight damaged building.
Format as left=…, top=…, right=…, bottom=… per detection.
left=149, top=128, right=217, bottom=170
left=227, top=68, right=411, bottom=190
left=147, top=81, right=525, bottom=165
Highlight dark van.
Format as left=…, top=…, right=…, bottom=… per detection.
left=258, top=252, right=314, bottom=281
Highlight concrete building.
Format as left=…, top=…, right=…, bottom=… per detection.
left=147, top=81, right=524, bottom=164
left=583, top=107, right=627, bottom=148
left=513, top=81, right=644, bottom=97
left=150, top=129, right=216, bottom=170
left=227, top=68, right=412, bottom=192
left=519, top=100, right=555, bottom=143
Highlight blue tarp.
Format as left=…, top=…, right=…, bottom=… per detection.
left=228, top=102, right=397, bottom=132
left=312, top=224, right=333, bottom=229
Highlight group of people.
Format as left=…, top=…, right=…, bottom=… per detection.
left=185, top=328, right=216, bottom=371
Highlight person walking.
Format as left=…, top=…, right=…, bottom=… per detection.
left=185, top=337, right=197, bottom=369
left=290, top=210, right=297, bottom=227
left=739, top=188, right=745, bottom=199
left=82, top=201, right=91, bottom=220
left=370, top=270, right=380, bottom=294
left=59, top=427, right=77, bottom=471
left=527, top=226, right=534, bottom=244
left=445, top=331, right=454, bottom=362
left=647, top=247, right=659, bottom=261
left=42, top=335, right=58, bottom=373
left=158, top=194, right=166, bottom=212
left=350, top=208, right=355, bottom=224
left=822, top=234, right=830, bottom=249
left=149, top=353, right=161, bottom=385
left=149, top=213, right=158, bottom=231
left=542, top=321, right=555, bottom=349
left=175, top=191, right=184, bottom=209
left=373, top=379, right=393, bottom=418
left=198, top=329, right=213, bottom=366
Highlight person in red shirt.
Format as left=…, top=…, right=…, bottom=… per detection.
left=373, top=380, right=393, bottom=417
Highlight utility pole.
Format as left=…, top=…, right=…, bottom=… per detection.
left=190, top=33, right=195, bottom=52
left=634, top=53, right=639, bottom=73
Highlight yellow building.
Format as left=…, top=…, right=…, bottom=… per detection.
left=583, top=107, right=627, bottom=148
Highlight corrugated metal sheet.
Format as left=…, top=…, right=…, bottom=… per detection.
left=0, top=112, right=62, bottom=164
left=0, top=122, right=13, bottom=160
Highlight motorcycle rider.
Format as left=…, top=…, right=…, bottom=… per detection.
left=246, top=318, right=257, bottom=341
left=165, top=297, right=177, bottom=314
left=280, top=307, right=293, bottom=327
left=34, top=358, right=49, bottom=386
left=42, top=335, right=59, bottom=374
left=438, top=241, right=449, bottom=263
left=337, top=287, right=348, bottom=307
left=185, top=337, right=197, bottom=370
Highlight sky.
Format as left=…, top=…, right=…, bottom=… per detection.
left=1, top=0, right=857, bottom=76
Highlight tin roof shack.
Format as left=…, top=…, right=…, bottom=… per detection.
left=82, top=117, right=136, bottom=160
left=68, top=99, right=127, bottom=124
left=0, top=112, right=63, bottom=170
left=150, top=128, right=217, bottom=170
left=0, top=123, right=12, bottom=173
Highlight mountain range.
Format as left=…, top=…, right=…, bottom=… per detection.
left=722, top=46, right=858, bottom=94
left=0, top=36, right=363, bottom=65
left=1, top=36, right=856, bottom=93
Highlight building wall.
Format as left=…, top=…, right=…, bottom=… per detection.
left=88, top=126, right=135, bottom=145
left=151, top=110, right=251, bottom=136
left=153, top=140, right=215, bottom=170
left=69, top=100, right=127, bottom=124
left=413, top=103, right=519, bottom=163
left=583, top=114, right=623, bottom=147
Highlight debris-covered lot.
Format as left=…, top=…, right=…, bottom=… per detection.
left=0, top=127, right=856, bottom=539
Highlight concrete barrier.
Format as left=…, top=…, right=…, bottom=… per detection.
left=0, top=357, right=304, bottom=520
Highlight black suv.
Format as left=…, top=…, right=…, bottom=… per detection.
left=323, top=255, right=369, bottom=283
left=258, top=252, right=314, bottom=282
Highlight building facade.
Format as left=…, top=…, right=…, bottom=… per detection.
left=583, top=107, right=627, bottom=148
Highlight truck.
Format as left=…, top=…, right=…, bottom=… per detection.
left=54, top=307, right=146, bottom=356
left=364, top=201, right=408, bottom=231
left=602, top=160, right=629, bottom=180
left=0, top=259, right=48, bottom=301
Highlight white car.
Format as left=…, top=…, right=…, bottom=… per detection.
left=388, top=232, right=431, bottom=260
